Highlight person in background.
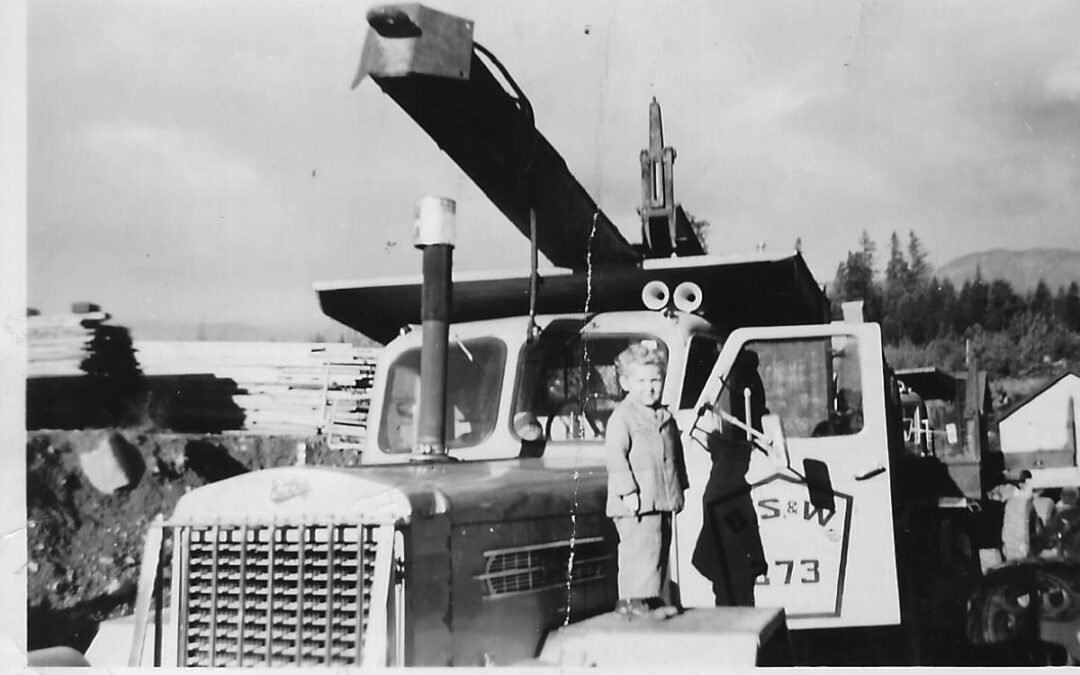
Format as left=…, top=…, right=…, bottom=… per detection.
left=1034, top=487, right=1080, bottom=558
left=1032, top=488, right=1057, bottom=532
left=605, top=342, right=688, bottom=620
left=1001, top=470, right=1036, bottom=561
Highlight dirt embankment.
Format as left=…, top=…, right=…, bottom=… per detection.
left=25, top=429, right=360, bottom=652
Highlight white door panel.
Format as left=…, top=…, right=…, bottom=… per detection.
left=674, top=323, right=899, bottom=629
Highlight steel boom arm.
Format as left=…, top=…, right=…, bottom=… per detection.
left=354, top=4, right=639, bottom=272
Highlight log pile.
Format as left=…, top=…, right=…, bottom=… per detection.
left=26, top=307, right=123, bottom=378
left=26, top=307, right=144, bottom=429
left=26, top=306, right=380, bottom=439
left=134, top=341, right=379, bottom=439
left=322, top=359, right=375, bottom=449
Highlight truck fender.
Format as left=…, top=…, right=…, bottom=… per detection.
left=27, top=646, right=91, bottom=667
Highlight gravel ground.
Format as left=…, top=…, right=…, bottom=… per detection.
left=25, top=429, right=359, bottom=652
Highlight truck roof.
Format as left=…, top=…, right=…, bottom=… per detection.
left=316, top=250, right=827, bottom=343
left=375, top=310, right=716, bottom=348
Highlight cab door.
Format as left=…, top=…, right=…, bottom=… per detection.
left=674, top=323, right=899, bottom=629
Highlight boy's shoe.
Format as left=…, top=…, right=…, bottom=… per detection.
left=617, top=596, right=682, bottom=617
left=614, top=598, right=651, bottom=619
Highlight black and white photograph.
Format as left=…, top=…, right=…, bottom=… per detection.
left=4, top=0, right=1080, bottom=667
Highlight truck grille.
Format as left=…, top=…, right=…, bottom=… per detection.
left=478, top=537, right=610, bottom=597
left=178, top=523, right=378, bottom=667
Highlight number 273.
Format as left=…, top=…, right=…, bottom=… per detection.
left=755, top=559, right=820, bottom=585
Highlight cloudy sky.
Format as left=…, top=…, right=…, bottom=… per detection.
left=26, top=0, right=1080, bottom=341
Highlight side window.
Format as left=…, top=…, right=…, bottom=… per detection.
left=681, top=336, right=720, bottom=409
left=378, top=338, right=506, bottom=453
left=724, top=336, right=863, bottom=439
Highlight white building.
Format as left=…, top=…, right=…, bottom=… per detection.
left=998, top=371, right=1080, bottom=474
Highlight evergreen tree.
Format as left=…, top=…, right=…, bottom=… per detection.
left=881, top=232, right=910, bottom=343
left=957, top=266, right=989, bottom=332
left=831, top=230, right=881, bottom=321
left=934, top=278, right=958, bottom=338
left=884, top=232, right=909, bottom=289
left=1058, top=281, right=1080, bottom=332
left=1029, top=279, right=1054, bottom=316
left=858, top=230, right=877, bottom=271
left=686, top=211, right=711, bottom=253
left=918, top=277, right=956, bottom=342
left=899, top=231, right=935, bottom=343
left=906, top=230, right=931, bottom=289
left=834, top=251, right=875, bottom=300
left=984, top=279, right=1021, bottom=332
left=856, top=231, right=882, bottom=323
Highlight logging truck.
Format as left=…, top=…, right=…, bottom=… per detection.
left=58, top=4, right=1080, bottom=668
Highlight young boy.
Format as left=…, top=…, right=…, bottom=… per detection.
left=605, top=342, right=689, bottom=619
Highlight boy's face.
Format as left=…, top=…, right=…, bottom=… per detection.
left=620, top=363, right=664, bottom=407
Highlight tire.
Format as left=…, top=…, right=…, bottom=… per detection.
left=968, top=569, right=1037, bottom=644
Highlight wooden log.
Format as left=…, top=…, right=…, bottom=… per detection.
left=71, top=301, right=102, bottom=314
left=26, top=312, right=110, bottom=329
left=27, top=364, right=87, bottom=377
left=26, top=351, right=88, bottom=363
left=27, top=334, right=94, bottom=346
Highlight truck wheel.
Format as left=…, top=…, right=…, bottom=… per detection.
left=970, top=577, right=1037, bottom=644
left=1034, top=571, right=1074, bottom=621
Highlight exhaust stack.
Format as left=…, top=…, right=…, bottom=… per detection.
left=412, top=196, right=456, bottom=459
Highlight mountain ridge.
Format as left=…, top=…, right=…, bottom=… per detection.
left=936, top=247, right=1080, bottom=293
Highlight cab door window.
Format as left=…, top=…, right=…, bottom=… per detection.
left=719, top=336, right=863, bottom=439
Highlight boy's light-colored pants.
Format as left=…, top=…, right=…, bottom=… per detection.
left=614, top=512, right=672, bottom=600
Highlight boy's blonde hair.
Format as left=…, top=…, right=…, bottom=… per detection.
left=616, top=341, right=667, bottom=378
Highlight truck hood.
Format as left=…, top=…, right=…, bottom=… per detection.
left=169, top=456, right=607, bottom=526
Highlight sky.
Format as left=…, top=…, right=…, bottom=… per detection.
left=24, top=0, right=1080, bottom=341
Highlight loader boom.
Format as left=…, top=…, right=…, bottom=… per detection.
left=355, top=4, right=639, bottom=271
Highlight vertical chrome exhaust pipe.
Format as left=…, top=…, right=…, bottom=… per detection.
left=413, top=196, right=455, bottom=458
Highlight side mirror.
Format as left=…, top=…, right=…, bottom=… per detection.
left=945, top=423, right=958, bottom=445
left=761, top=414, right=789, bottom=470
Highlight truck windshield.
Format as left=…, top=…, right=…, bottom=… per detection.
left=512, top=322, right=668, bottom=442
left=377, top=338, right=506, bottom=453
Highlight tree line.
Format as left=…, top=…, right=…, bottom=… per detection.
left=831, top=231, right=1080, bottom=379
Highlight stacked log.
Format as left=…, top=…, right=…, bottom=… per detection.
left=26, top=308, right=115, bottom=378
left=322, top=360, right=375, bottom=449
left=26, top=308, right=380, bottom=438
left=134, top=341, right=378, bottom=439
left=26, top=307, right=144, bottom=429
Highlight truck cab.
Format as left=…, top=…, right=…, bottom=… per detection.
left=363, top=311, right=718, bottom=465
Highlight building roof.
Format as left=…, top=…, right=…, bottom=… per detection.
left=997, top=370, right=1080, bottom=422
left=895, top=367, right=958, bottom=401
